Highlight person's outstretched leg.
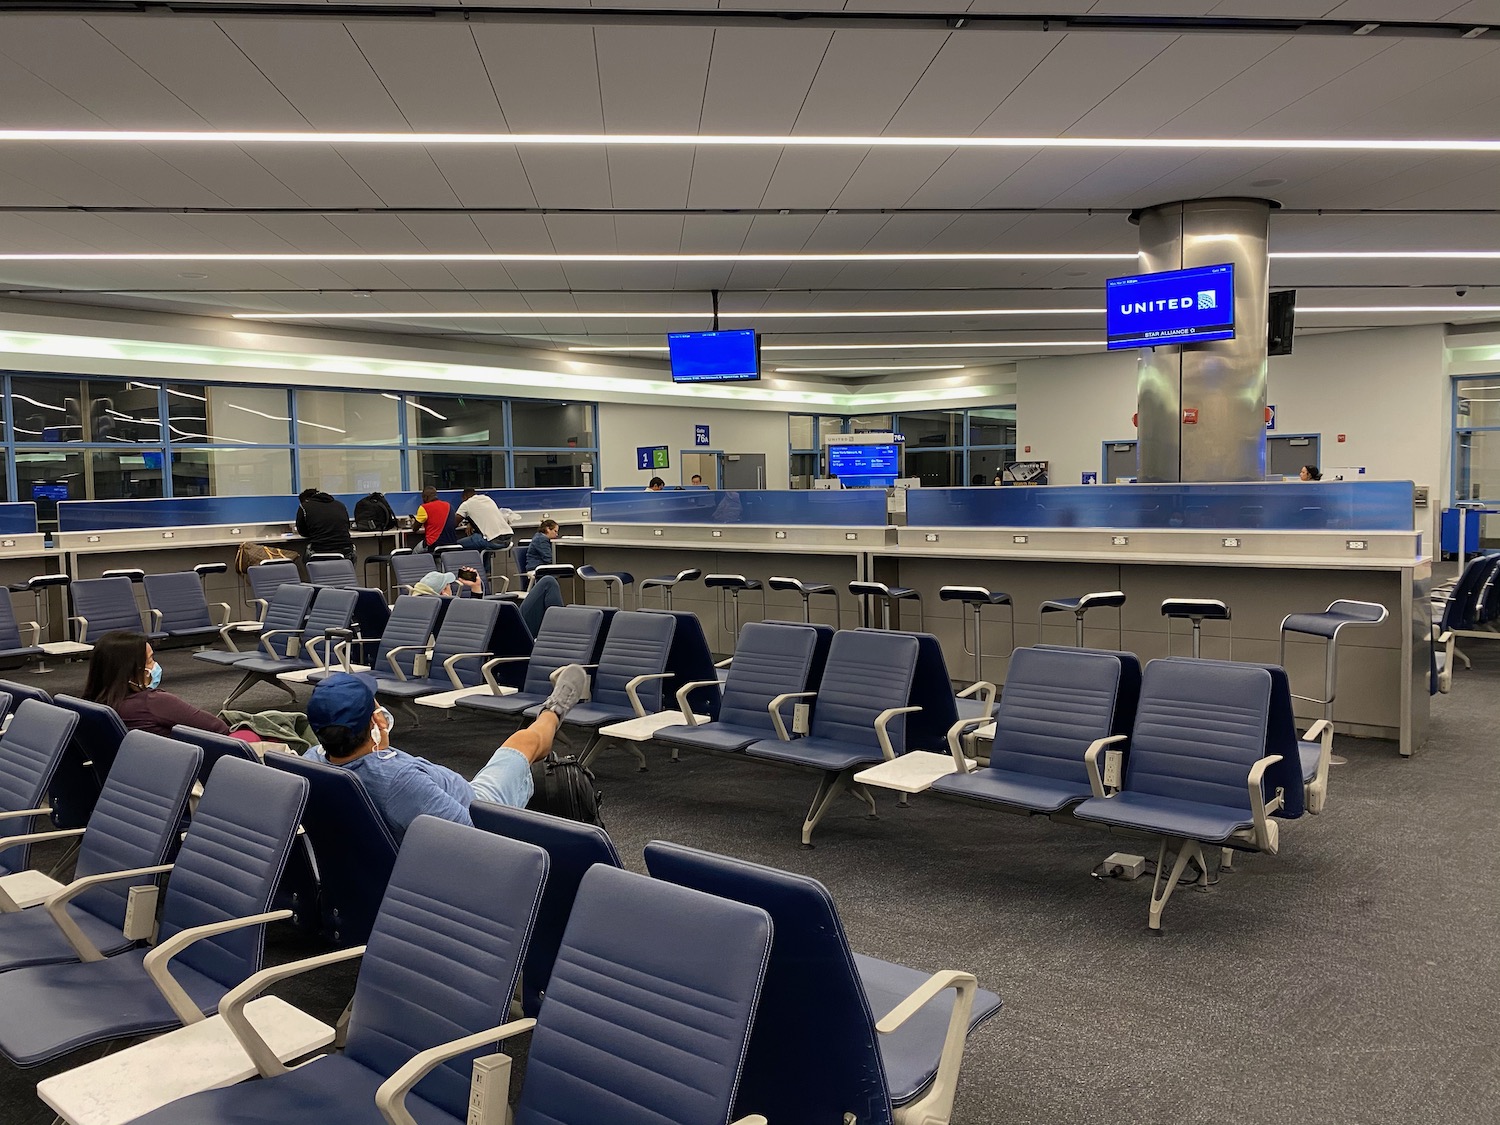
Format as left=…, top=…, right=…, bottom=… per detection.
left=470, top=665, right=588, bottom=807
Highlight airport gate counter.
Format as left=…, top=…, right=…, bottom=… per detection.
left=561, top=481, right=1430, bottom=757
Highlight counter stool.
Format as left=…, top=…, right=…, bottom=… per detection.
left=534, top=563, right=578, bottom=603
left=939, top=586, right=1014, bottom=683
left=363, top=551, right=393, bottom=594
left=23, top=574, right=72, bottom=673
left=577, top=565, right=635, bottom=608
left=641, top=568, right=701, bottom=610
left=194, top=562, right=227, bottom=583
left=849, top=581, right=923, bottom=632
left=705, top=574, right=765, bottom=643
left=1161, top=598, right=1231, bottom=658
left=1280, top=599, right=1388, bottom=767
left=769, top=576, right=842, bottom=628
left=1039, top=590, right=1126, bottom=647
left=102, top=568, right=145, bottom=583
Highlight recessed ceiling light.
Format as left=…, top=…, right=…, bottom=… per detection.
left=177, top=272, right=208, bottom=280
left=3, top=129, right=1500, bottom=153
left=1249, top=178, right=1286, bottom=188
left=1353, top=22, right=1380, bottom=35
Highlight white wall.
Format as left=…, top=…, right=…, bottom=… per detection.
left=596, top=402, right=790, bottom=488
left=1016, top=324, right=1449, bottom=540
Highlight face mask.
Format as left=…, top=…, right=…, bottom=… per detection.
left=371, top=706, right=394, bottom=747
left=147, top=662, right=162, bottom=690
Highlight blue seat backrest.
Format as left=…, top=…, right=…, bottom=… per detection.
left=718, top=623, right=817, bottom=731
left=299, top=587, right=359, bottom=650
left=305, top=558, right=357, bottom=588
left=762, top=620, right=834, bottom=689
left=1476, top=555, right=1500, bottom=625
left=1437, top=556, right=1488, bottom=631
left=482, top=600, right=534, bottom=691
left=156, top=757, right=308, bottom=993
left=391, top=553, right=432, bottom=590
left=591, top=611, right=676, bottom=712
left=440, top=549, right=488, bottom=593
left=372, top=595, right=443, bottom=678
left=70, top=577, right=144, bottom=640
left=1034, top=644, right=1143, bottom=737
left=170, top=725, right=260, bottom=787
left=522, top=606, right=605, bottom=696
left=0, top=679, right=51, bottom=708
left=0, top=691, right=12, bottom=732
left=645, top=609, right=721, bottom=720
left=247, top=561, right=300, bottom=603
left=143, top=572, right=214, bottom=634
left=0, top=700, right=79, bottom=875
left=811, top=631, right=921, bottom=752
left=259, top=584, right=317, bottom=658
left=857, top=630, right=958, bottom=751
left=344, top=817, right=549, bottom=1119
left=511, top=544, right=530, bottom=589
left=468, top=802, right=623, bottom=1017
left=644, top=841, right=893, bottom=1125
left=0, top=594, right=30, bottom=650
left=54, top=694, right=130, bottom=789
left=989, top=648, right=1125, bottom=784
left=1124, top=660, right=1273, bottom=811
left=71, top=733, right=200, bottom=932
left=513, top=865, right=772, bottom=1125
left=428, top=598, right=504, bottom=686
left=264, top=754, right=399, bottom=946
left=350, top=587, right=391, bottom=640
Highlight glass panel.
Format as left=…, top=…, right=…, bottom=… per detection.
left=1454, top=429, right=1500, bottom=503
left=788, top=414, right=815, bottom=451
left=590, top=489, right=888, bottom=526
left=11, top=375, right=161, bottom=443
left=171, top=448, right=293, bottom=497
left=1456, top=379, right=1500, bottom=429
left=298, top=448, right=402, bottom=494
left=16, top=449, right=81, bottom=522
left=416, top=450, right=510, bottom=490
left=511, top=400, right=593, bottom=448
left=905, top=449, right=961, bottom=488
left=89, top=448, right=167, bottom=499
left=968, top=448, right=1012, bottom=486
left=969, top=407, right=1018, bottom=448
left=898, top=410, right=964, bottom=448
left=166, top=384, right=290, bottom=444
left=844, top=414, right=890, bottom=435
left=295, top=389, right=400, bottom=445
left=514, top=451, right=595, bottom=489
left=407, top=395, right=507, bottom=446
left=790, top=452, right=818, bottom=487
left=818, top=416, right=848, bottom=445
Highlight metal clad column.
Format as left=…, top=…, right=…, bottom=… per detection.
left=1133, top=198, right=1272, bottom=482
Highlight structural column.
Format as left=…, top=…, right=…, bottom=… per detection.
left=1134, top=198, right=1273, bottom=483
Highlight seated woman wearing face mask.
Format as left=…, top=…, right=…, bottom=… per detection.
left=82, top=630, right=233, bottom=738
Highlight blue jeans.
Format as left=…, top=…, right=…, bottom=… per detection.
left=458, top=533, right=511, bottom=552
left=470, top=746, right=534, bottom=808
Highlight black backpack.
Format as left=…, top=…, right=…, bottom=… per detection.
left=527, top=752, right=604, bottom=827
left=353, top=492, right=397, bottom=532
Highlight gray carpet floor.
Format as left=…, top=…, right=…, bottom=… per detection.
left=1, top=625, right=1497, bottom=1125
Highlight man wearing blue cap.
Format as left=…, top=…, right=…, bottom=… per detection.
left=304, top=665, right=587, bottom=841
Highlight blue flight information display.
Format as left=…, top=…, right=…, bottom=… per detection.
left=668, top=329, right=761, bottom=383
left=828, top=443, right=900, bottom=487
left=1105, top=263, right=1235, bottom=350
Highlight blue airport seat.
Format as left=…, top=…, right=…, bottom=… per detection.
left=0, top=756, right=309, bottom=1066
left=645, top=841, right=1002, bottom=1125
left=1073, top=658, right=1305, bottom=931
left=655, top=621, right=819, bottom=755
left=746, top=629, right=921, bottom=845
left=50, top=694, right=132, bottom=829
left=220, top=587, right=360, bottom=708
left=0, top=591, right=43, bottom=667
left=305, top=558, right=358, bottom=589
left=856, top=629, right=994, bottom=752
left=433, top=548, right=493, bottom=594
left=0, top=690, right=12, bottom=733
left=456, top=605, right=605, bottom=721
left=349, top=587, right=391, bottom=643
left=374, top=599, right=511, bottom=712
left=0, top=679, right=52, bottom=710
left=0, top=733, right=199, bottom=972
left=467, top=802, right=623, bottom=1017
left=931, top=646, right=1139, bottom=814
left=245, top=560, right=300, bottom=621
left=170, top=725, right=260, bottom=788
left=308, top=593, right=443, bottom=684
left=540, top=611, right=676, bottom=755
left=144, top=571, right=231, bottom=645
left=68, top=576, right=164, bottom=645
left=264, top=754, right=400, bottom=947
left=195, top=583, right=316, bottom=669
left=125, top=816, right=549, bottom=1125
left=0, top=701, right=80, bottom=877
left=763, top=618, right=834, bottom=688
left=389, top=552, right=433, bottom=595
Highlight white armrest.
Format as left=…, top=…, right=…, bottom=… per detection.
left=0, top=827, right=85, bottom=912
left=481, top=655, right=530, bottom=693
left=874, top=705, right=923, bottom=762
left=1246, top=754, right=1285, bottom=854
left=767, top=691, right=817, bottom=742
left=442, top=652, right=493, bottom=689
left=875, top=969, right=979, bottom=1125
left=220, top=946, right=366, bottom=1078
left=943, top=717, right=993, bottom=772
left=211, top=602, right=233, bottom=628
left=68, top=614, right=88, bottom=643
left=1300, top=718, right=1334, bottom=813
left=44, top=863, right=174, bottom=961
left=20, top=620, right=40, bottom=646
left=1081, top=734, right=1129, bottom=798
left=714, top=656, right=734, bottom=669
left=149, top=608, right=163, bottom=629
left=0, top=805, right=52, bottom=823
left=384, top=644, right=431, bottom=682
left=258, top=628, right=300, bottom=659
left=375, top=1018, right=537, bottom=1125
left=625, top=672, right=673, bottom=717
left=956, top=680, right=997, bottom=719
left=143, top=909, right=294, bottom=1025
left=674, top=678, right=723, bottom=726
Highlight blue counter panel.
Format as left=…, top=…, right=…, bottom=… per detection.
left=590, top=489, right=889, bottom=527
left=0, top=504, right=38, bottom=534
left=905, top=481, right=1416, bottom=532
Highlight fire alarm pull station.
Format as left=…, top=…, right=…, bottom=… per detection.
left=1182, top=408, right=1199, bottom=424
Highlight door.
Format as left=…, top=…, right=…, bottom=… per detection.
left=722, top=453, right=767, bottom=490
left=680, top=452, right=720, bottom=487
left=1267, top=435, right=1319, bottom=479
left=1104, top=441, right=1138, bottom=482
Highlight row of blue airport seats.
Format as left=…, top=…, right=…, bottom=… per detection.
left=0, top=709, right=998, bottom=1125
left=1431, top=551, right=1500, bottom=692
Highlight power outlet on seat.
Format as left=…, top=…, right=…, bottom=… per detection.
left=1103, top=749, right=1124, bottom=789
left=469, top=1053, right=513, bottom=1125
left=792, top=703, right=811, bottom=735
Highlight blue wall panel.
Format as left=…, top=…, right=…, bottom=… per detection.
left=0, top=504, right=38, bottom=534
left=589, top=489, right=888, bottom=526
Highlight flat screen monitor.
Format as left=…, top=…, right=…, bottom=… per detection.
left=636, top=445, right=670, bottom=471
left=1106, top=263, right=1235, bottom=350
left=668, top=329, right=761, bottom=383
left=828, top=443, right=900, bottom=488
left=32, top=483, right=69, bottom=502
left=141, top=451, right=164, bottom=471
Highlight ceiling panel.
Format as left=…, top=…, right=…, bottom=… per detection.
left=346, top=24, right=506, bottom=131
left=791, top=30, right=951, bottom=134
left=471, top=25, right=603, bottom=131
left=217, top=21, right=406, bottom=130
left=698, top=28, right=833, bottom=134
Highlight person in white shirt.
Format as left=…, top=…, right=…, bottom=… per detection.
left=456, top=488, right=515, bottom=551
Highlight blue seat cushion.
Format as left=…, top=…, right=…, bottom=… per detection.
left=929, top=768, right=1092, bottom=814
left=372, top=677, right=443, bottom=699
left=746, top=736, right=884, bottom=772
left=855, top=953, right=1003, bottom=1106
left=655, top=722, right=766, bottom=753
left=0, top=949, right=225, bottom=1067
left=129, top=1051, right=460, bottom=1125
left=555, top=702, right=637, bottom=729
left=0, top=903, right=135, bottom=974
left=0, top=647, right=43, bottom=663
left=231, top=655, right=310, bottom=675
left=953, top=696, right=990, bottom=721
left=456, top=691, right=550, bottom=717
left=1073, top=792, right=1253, bottom=843
left=193, top=650, right=253, bottom=668
left=1298, top=740, right=1320, bottom=783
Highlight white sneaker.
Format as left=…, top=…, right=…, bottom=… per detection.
left=543, top=664, right=588, bottom=718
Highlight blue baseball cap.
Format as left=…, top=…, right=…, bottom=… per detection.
left=307, top=671, right=380, bottom=732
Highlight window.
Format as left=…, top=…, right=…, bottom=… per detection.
left=969, top=407, right=1017, bottom=449
left=897, top=411, right=964, bottom=447
left=905, top=449, right=962, bottom=488
left=1455, top=377, right=1500, bottom=504
left=298, top=448, right=403, bottom=494
left=788, top=414, right=815, bottom=451
left=417, top=450, right=510, bottom=491
left=511, top=400, right=593, bottom=448
left=407, top=395, right=506, bottom=446
left=168, top=384, right=291, bottom=444
left=295, top=389, right=400, bottom=445
left=11, top=375, right=161, bottom=443
left=171, top=448, right=293, bottom=497
left=514, top=451, right=594, bottom=488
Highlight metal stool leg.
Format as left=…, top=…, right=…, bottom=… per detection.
left=663, top=585, right=674, bottom=610
left=971, top=603, right=983, bottom=683
left=1191, top=619, right=1203, bottom=659
left=801, top=594, right=813, bottom=623
left=880, top=597, right=892, bottom=631
left=1074, top=613, right=1085, bottom=647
